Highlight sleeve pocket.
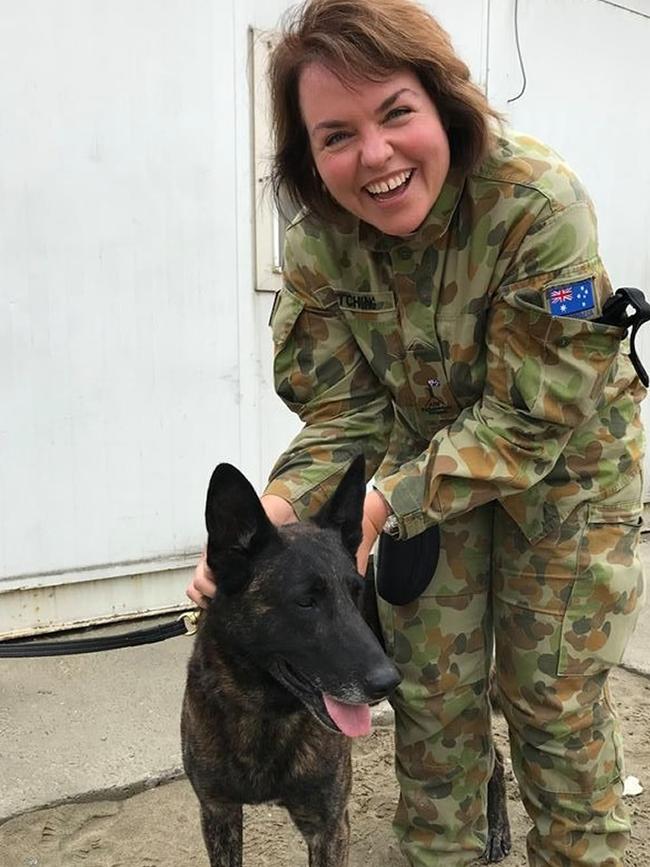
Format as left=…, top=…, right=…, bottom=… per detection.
left=489, top=286, right=626, bottom=428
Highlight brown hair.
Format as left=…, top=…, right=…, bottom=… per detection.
left=269, top=0, right=502, bottom=225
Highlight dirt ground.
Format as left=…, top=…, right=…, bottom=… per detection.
left=2, top=666, right=649, bottom=867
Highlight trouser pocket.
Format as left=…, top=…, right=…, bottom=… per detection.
left=376, top=506, right=493, bottom=713
left=558, top=482, right=645, bottom=677
left=494, top=473, right=645, bottom=679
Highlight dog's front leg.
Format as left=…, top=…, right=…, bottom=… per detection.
left=200, top=802, right=243, bottom=867
left=289, top=805, right=350, bottom=867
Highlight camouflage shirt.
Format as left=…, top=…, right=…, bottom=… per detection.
left=264, top=129, right=645, bottom=542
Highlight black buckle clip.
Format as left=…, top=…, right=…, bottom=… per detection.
left=595, top=287, right=650, bottom=387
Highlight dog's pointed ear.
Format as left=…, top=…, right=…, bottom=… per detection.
left=205, top=464, right=277, bottom=595
left=313, top=454, right=366, bottom=558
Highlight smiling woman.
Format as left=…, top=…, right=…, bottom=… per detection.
left=298, top=66, right=450, bottom=236
left=268, top=0, right=500, bottom=229
left=189, top=1, right=647, bottom=865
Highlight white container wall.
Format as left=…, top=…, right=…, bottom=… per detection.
left=1, top=0, right=247, bottom=634
left=1, top=0, right=648, bottom=636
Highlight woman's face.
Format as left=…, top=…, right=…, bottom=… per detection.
left=298, top=64, right=451, bottom=236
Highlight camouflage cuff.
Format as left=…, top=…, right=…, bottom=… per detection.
left=373, top=471, right=438, bottom=540
left=263, top=468, right=349, bottom=522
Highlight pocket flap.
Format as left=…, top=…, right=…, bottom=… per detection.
left=587, top=470, right=643, bottom=525
left=588, top=502, right=643, bottom=525
left=269, top=290, right=305, bottom=347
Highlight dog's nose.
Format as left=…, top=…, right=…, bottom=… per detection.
left=365, top=661, right=401, bottom=700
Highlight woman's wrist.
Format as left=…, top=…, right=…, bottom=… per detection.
left=260, top=493, right=298, bottom=526
left=363, top=489, right=392, bottom=535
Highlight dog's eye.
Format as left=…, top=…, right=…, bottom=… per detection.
left=295, top=597, right=317, bottom=609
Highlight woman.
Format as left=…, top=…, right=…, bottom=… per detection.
left=188, top=1, right=646, bottom=864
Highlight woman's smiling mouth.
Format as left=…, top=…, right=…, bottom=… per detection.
left=364, top=168, right=414, bottom=201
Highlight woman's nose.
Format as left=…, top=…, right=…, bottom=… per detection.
left=359, top=130, right=393, bottom=169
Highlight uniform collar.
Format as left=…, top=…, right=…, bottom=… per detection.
left=356, top=167, right=465, bottom=252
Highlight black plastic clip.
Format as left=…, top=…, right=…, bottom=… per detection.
left=595, top=287, right=650, bottom=387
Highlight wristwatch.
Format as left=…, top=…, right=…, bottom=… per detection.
left=383, top=513, right=401, bottom=539
left=373, top=486, right=401, bottom=539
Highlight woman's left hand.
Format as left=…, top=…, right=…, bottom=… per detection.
left=357, top=490, right=391, bottom=576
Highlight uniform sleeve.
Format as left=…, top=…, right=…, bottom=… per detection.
left=262, top=227, right=394, bottom=518
left=374, top=200, right=626, bottom=539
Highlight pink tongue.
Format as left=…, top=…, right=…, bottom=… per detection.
left=323, top=694, right=371, bottom=737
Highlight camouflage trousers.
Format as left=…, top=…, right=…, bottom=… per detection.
left=376, top=474, right=645, bottom=866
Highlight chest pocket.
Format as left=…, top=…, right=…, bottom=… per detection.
left=336, top=289, right=456, bottom=416
left=403, top=310, right=487, bottom=422
left=336, top=289, right=410, bottom=403
left=337, top=289, right=487, bottom=430
left=402, top=340, right=459, bottom=419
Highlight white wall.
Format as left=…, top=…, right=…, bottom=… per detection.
left=488, top=0, right=650, bottom=289
left=1, top=0, right=648, bottom=635
left=0, top=1, right=245, bottom=631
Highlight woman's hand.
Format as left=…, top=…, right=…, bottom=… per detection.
left=185, top=494, right=298, bottom=608
left=186, top=549, right=215, bottom=609
left=185, top=487, right=391, bottom=603
left=356, top=490, right=391, bottom=577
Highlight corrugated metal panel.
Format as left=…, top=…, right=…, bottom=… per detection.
left=0, top=556, right=196, bottom=639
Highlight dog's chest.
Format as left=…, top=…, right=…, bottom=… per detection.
left=184, top=695, right=349, bottom=806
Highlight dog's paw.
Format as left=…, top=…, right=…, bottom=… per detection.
left=480, top=820, right=512, bottom=863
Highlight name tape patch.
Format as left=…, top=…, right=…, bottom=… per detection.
left=546, top=278, right=596, bottom=319
left=337, top=291, right=395, bottom=312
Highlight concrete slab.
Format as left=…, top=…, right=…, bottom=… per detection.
left=0, top=622, right=193, bottom=823
left=1, top=536, right=649, bottom=823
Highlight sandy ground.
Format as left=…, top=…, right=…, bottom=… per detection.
left=2, top=666, right=649, bottom=867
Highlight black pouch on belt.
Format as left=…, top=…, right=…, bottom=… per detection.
left=376, top=524, right=440, bottom=606
left=595, top=286, right=650, bottom=386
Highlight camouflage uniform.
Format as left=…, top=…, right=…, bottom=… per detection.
left=264, top=130, right=646, bottom=866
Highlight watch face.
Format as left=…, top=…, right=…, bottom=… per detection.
left=384, top=515, right=399, bottom=538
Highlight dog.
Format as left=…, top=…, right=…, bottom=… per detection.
left=181, top=455, right=511, bottom=865
left=181, top=455, right=402, bottom=867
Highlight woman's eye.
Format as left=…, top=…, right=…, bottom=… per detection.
left=385, top=107, right=412, bottom=122
left=324, top=131, right=350, bottom=148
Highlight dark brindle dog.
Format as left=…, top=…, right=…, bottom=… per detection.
left=181, top=456, right=401, bottom=867
left=181, top=456, right=511, bottom=866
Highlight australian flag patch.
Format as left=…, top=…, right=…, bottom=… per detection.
left=546, top=278, right=596, bottom=319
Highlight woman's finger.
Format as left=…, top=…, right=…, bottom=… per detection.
left=185, top=553, right=217, bottom=607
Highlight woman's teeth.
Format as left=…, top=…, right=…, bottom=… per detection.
left=366, top=169, right=413, bottom=196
